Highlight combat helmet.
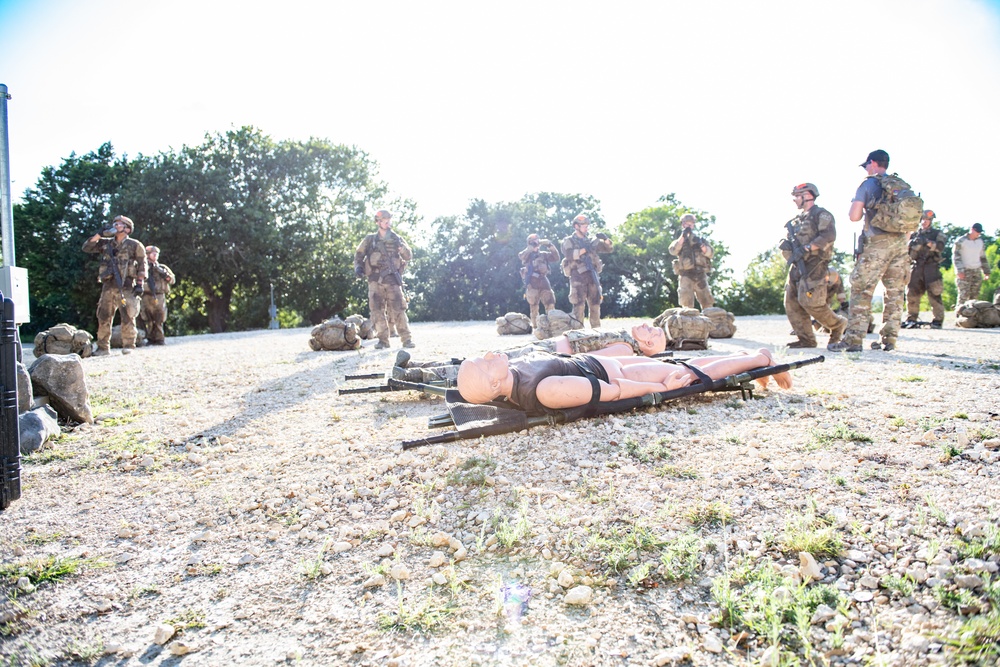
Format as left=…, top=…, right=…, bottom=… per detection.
left=791, top=183, right=819, bottom=198
left=113, top=215, right=134, bottom=233
left=922, top=210, right=936, bottom=220
left=572, top=214, right=590, bottom=227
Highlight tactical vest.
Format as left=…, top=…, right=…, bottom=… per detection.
left=99, top=238, right=144, bottom=284
left=789, top=207, right=835, bottom=262
left=560, top=234, right=606, bottom=278
left=908, top=227, right=945, bottom=265
left=363, top=232, right=407, bottom=283
left=673, top=233, right=712, bottom=274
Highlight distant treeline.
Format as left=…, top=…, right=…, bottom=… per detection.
left=12, top=127, right=998, bottom=337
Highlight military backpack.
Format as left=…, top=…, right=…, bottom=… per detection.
left=870, top=174, right=924, bottom=234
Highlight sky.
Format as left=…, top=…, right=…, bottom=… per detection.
left=2, top=0, right=999, bottom=278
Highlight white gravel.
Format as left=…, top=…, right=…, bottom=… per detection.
left=1, top=313, right=998, bottom=666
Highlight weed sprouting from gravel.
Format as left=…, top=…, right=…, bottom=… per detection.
left=780, top=514, right=843, bottom=558
left=378, top=582, right=452, bottom=634
left=622, top=435, right=673, bottom=463
left=684, top=501, right=732, bottom=528
left=447, top=456, right=496, bottom=487
left=659, top=532, right=705, bottom=582
left=810, top=422, right=873, bottom=446
left=941, top=611, right=1000, bottom=666
left=955, top=525, right=1000, bottom=560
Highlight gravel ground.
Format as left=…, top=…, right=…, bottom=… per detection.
left=1, top=314, right=999, bottom=666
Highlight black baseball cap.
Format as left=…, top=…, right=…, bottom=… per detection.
left=860, top=149, right=889, bottom=167
left=972, top=223, right=984, bottom=233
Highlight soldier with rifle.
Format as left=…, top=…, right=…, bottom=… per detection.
left=778, top=184, right=847, bottom=348
left=903, top=210, right=947, bottom=329
left=560, top=214, right=613, bottom=328
left=354, top=209, right=415, bottom=349
left=518, top=233, right=560, bottom=328
left=668, top=214, right=714, bottom=310
left=82, top=215, right=147, bottom=356
left=140, top=245, right=177, bottom=345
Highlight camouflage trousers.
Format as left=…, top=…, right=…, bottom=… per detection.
left=784, top=262, right=844, bottom=346
left=368, top=279, right=412, bottom=345
left=141, top=293, right=168, bottom=344
left=844, top=235, right=909, bottom=346
left=956, top=272, right=985, bottom=307
left=568, top=275, right=602, bottom=328
left=523, top=277, right=556, bottom=328
left=96, top=281, right=140, bottom=350
left=678, top=272, right=714, bottom=310
left=906, top=262, right=944, bottom=323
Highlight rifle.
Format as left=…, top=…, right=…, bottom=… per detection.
left=783, top=218, right=808, bottom=281
left=521, top=249, right=540, bottom=288
left=574, top=236, right=600, bottom=285
left=853, top=232, right=865, bottom=262
left=105, top=243, right=127, bottom=307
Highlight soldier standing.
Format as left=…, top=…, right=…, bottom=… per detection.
left=518, top=234, right=560, bottom=328
left=668, top=214, right=714, bottom=309
left=953, top=223, right=991, bottom=306
left=140, top=245, right=177, bottom=345
left=354, top=209, right=415, bottom=349
left=560, top=214, right=612, bottom=328
left=82, top=215, right=147, bottom=356
left=780, top=183, right=848, bottom=348
left=829, top=149, right=913, bottom=353
left=904, top=210, right=947, bottom=329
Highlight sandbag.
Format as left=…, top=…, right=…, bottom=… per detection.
left=344, top=314, right=375, bottom=340
left=534, top=309, right=582, bottom=340
left=702, top=307, right=736, bottom=338
left=33, top=323, right=94, bottom=358
left=496, top=312, right=532, bottom=335
left=309, top=316, right=361, bottom=350
left=956, top=300, right=1000, bottom=328
left=653, top=307, right=712, bottom=350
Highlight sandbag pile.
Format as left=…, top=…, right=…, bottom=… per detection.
left=533, top=309, right=582, bottom=340
left=496, top=312, right=532, bottom=335
left=956, top=300, right=1000, bottom=328
left=702, top=307, right=737, bottom=338
left=344, top=314, right=375, bottom=340
left=33, top=323, right=95, bottom=358
left=309, top=316, right=361, bottom=351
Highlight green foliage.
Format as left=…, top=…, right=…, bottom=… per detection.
left=602, top=194, right=730, bottom=317
left=718, top=248, right=787, bottom=315
left=409, top=192, right=601, bottom=320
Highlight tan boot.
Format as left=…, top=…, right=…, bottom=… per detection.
left=828, top=316, right=848, bottom=345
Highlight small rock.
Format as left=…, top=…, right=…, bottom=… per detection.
left=169, top=641, right=194, bottom=656
left=332, top=541, right=353, bottom=553
left=702, top=634, right=723, bottom=653
left=845, top=549, right=871, bottom=563
left=853, top=590, right=874, bottom=602
left=955, top=574, right=983, bottom=589
left=799, top=552, right=822, bottom=581
left=139, top=455, right=155, bottom=467
left=362, top=575, right=385, bottom=588
left=376, top=543, right=395, bottom=558
left=152, top=623, right=175, bottom=645
left=759, top=645, right=781, bottom=667
left=563, top=585, right=593, bottom=605
left=428, top=551, right=447, bottom=568
left=390, top=563, right=410, bottom=581
left=16, top=577, right=34, bottom=593
left=654, top=647, right=692, bottom=666
left=93, top=597, right=113, bottom=613
left=432, top=572, right=448, bottom=585
left=902, top=633, right=930, bottom=652
left=557, top=569, right=575, bottom=589
left=811, top=604, right=837, bottom=625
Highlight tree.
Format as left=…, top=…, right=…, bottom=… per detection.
left=120, top=128, right=390, bottom=332
left=410, top=193, right=602, bottom=321
left=717, top=249, right=788, bottom=315
left=13, top=143, right=133, bottom=335
left=601, top=194, right=730, bottom=318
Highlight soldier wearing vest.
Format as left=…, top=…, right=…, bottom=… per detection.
left=354, top=209, right=415, bottom=349
left=781, top=183, right=848, bottom=348
left=829, top=149, right=911, bottom=353
left=82, top=215, right=147, bottom=356
left=140, top=245, right=177, bottom=345
left=905, top=210, right=947, bottom=329
left=560, top=214, right=613, bottom=328
left=668, top=214, right=714, bottom=310
left=518, top=234, right=560, bottom=328
left=953, top=223, right=992, bottom=307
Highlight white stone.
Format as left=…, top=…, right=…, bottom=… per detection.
left=428, top=551, right=447, bottom=568
left=332, top=541, right=353, bottom=553
left=152, top=623, right=175, bottom=645
left=654, top=648, right=692, bottom=666
left=362, top=575, right=385, bottom=588
left=853, top=590, right=874, bottom=602
left=169, top=641, right=194, bottom=656
left=799, top=552, right=823, bottom=581
left=376, top=543, right=396, bottom=558
left=557, top=569, right=575, bottom=588
left=902, top=633, right=930, bottom=652
left=702, top=634, right=723, bottom=653
left=811, top=604, right=836, bottom=625
left=390, top=563, right=411, bottom=581
left=563, top=585, right=593, bottom=605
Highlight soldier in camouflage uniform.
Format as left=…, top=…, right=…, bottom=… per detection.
left=826, top=268, right=848, bottom=313
left=140, top=246, right=176, bottom=345
left=518, top=234, right=560, bottom=328
left=829, top=150, right=910, bottom=353
left=82, top=215, right=147, bottom=356
left=780, top=183, right=847, bottom=348
left=668, top=214, right=714, bottom=309
left=560, top=214, right=613, bottom=328
left=354, top=209, right=414, bottom=349
left=953, top=223, right=991, bottom=307
left=392, top=324, right=667, bottom=384
left=904, top=210, right=947, bottom=328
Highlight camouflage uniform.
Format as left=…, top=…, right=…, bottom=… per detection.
left=781, top=205, right=846, bottom=347
left=396, top=328, right=643, bottom=384
left=906, top=225, right=947, bottom=324
left=826, top=268, right=848, bottom=311
left=953, top=234, right=991, bottom=305
left=355, top=230, right=413, bottom=347
left=82, top=234, right=147, bottom=352
left=560, top=233, right=612, bottom=328
left=668, top=231, right=714, bottom=309
left=517, top=240, right=560, bottom=328
left=141, top=256, right=176, bottom=345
